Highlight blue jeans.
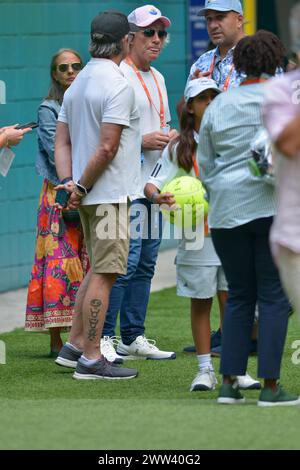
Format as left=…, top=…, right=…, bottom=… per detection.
left=103, top=198, right=162, bottom=344
left=211, top=217, right=290, bottom=379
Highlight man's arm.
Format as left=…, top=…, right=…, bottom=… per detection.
left=55, top=121, right=72, bottom=181
left=79, top=122, right=124, bottom=190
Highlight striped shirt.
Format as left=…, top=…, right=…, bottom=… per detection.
left=197, top=82, right=277, bottom=229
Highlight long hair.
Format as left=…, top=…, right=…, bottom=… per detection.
left=169, top=102, right=196, bottom=173
left=46, top=48, right=83, bottom=105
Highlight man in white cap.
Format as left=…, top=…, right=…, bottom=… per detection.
left=100, top=5, right=177, bottom=362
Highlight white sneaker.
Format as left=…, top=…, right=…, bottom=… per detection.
left=190, top=368, right=218, bottom=392
left=100, top=336, right=124, bottom=364
left=237, top=373, right=261, bottom=390
left=116, top=335, right=176, bottom=360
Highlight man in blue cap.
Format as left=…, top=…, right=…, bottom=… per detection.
left=189, top=0, right=245, bottom=89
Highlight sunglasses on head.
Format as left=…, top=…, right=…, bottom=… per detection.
left=57, top=62, right=82, bottom=73
left=142, top=29, right=168, bottom=39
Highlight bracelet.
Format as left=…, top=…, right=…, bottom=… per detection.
left=76, top=180, right=93, bottom=195
left=150, top=191, right=159, bottom=203
left=61, top=177, right=73, bottom=184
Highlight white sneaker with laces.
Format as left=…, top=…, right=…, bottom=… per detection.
left=236, top=373, right=261, bottom=390
left=116, top=335, right=176, bottom=360
left=190, top=368, right=218, bottom=392
left=100, top=336, right=124, bottom=364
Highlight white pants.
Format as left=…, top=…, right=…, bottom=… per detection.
left=277, top=245, right=300, bottom=322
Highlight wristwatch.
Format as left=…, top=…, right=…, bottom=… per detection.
left=74, top=180, right=92, bottom=198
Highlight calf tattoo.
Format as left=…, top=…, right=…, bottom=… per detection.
left=87, top=299, right=102, bottom=341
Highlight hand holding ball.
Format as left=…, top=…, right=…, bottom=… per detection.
left=160, top=176, right=208, bottom=227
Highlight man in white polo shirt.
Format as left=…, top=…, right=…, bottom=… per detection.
left=54, top=11, right=141, bottom=380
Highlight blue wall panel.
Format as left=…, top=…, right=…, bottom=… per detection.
left=0, top=0, right=189, bottom=292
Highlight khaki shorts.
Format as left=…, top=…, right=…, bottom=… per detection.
left=79, top=203, right=129, bottom=274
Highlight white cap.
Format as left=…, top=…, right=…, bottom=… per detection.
left=128, top=5, right=171, bottom=28
left=184, top=78, right=221, bottom=102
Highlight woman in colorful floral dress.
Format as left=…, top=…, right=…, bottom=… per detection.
left=25, top=49, right=89, bottom=356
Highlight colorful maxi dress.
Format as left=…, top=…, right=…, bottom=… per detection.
left=25, top=179, right=89, bottom=331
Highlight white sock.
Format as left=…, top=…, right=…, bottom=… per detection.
left=66, top=342, right=82, bottom=353
left=197, top=354, right=213, bottom=372
left=80, top=355, right=99, bottom=366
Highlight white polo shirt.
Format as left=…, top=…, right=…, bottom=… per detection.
left=58, top=58, right=142, bottom=204
left=120, top=61, right=171, bottom=194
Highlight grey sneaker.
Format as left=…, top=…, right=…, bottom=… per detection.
left=55, top=343, right=82, bottom=368
left=73, top=357, right=138, bottom=380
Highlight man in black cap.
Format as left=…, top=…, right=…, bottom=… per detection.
left=54, top=11, right=142, bottom=381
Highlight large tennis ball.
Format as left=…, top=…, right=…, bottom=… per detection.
left=160, top=176, right=209, bottom=227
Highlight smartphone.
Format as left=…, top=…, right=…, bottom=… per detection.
left=55, top=189, right=70, bottom=208
left=15, top=122, right=39, bottom=130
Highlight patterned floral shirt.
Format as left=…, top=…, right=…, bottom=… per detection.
left=188, top=46, right=245, bottom=90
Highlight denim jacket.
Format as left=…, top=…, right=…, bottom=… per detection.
left=35, top=99, right=61, bottom=185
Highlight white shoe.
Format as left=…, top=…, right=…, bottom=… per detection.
left=237, top=373, right=261, bottom=390
left=190, top=368, right=218, bottom=392
left=100, top=336, right=124, bottom=364
left=116, top=335, right=176, bottom=360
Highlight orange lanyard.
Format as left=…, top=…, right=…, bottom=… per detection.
left=208, top=55, right=235, bottom=92
left=241, top=77, right=267, bottom=86
left=125, top=57, right=166, bottom=128
left=193, top=156, right=200, bottom=177
left=193, top=156, right=209, bottom=236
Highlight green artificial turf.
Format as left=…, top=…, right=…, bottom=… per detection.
left=0, top=287, right=300, bottom=450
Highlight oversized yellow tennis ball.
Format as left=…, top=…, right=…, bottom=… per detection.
left=160, top=176, right=209, bottom=227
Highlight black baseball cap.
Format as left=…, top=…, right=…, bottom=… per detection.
left=91, top=10, right=139, bottom=43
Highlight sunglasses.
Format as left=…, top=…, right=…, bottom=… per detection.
left=142, top=29, right=168, bottom=39
left=57, top=62, right=82, bottom=73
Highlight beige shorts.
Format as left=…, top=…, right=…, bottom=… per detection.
left=79, top=203, right=129, bottom=275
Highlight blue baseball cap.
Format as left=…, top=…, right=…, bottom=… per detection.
left=198, top=0, right=243, bottom=16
